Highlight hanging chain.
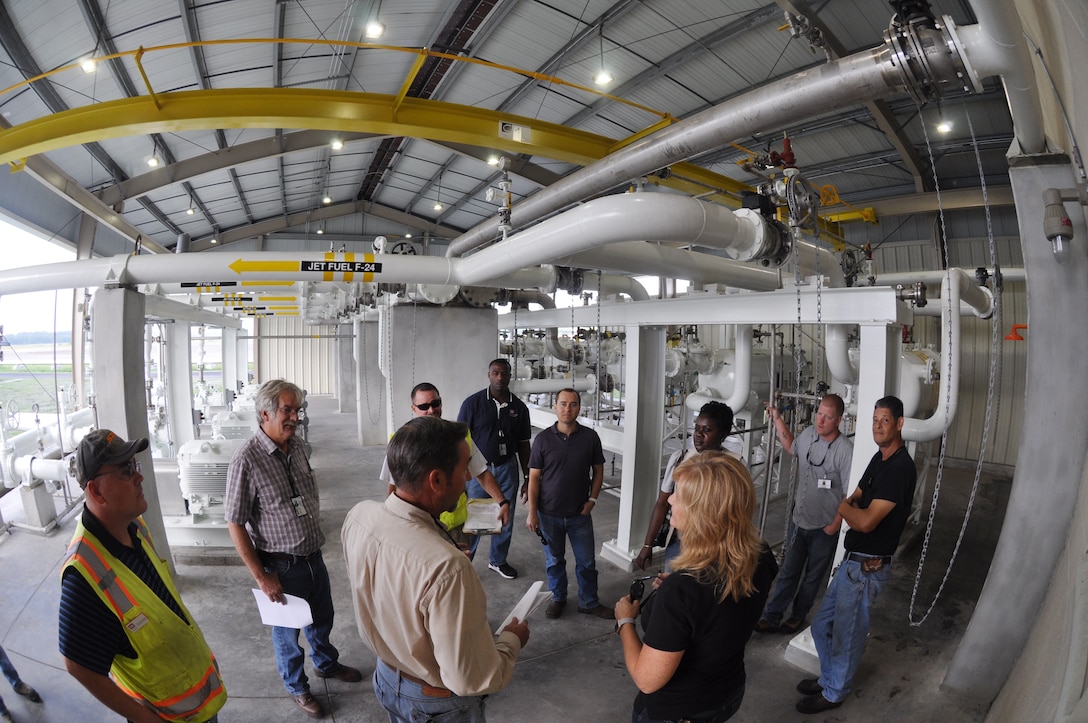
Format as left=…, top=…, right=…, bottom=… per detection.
left=512, top=299, right=519, bottom=375
left=781, top=222, right=805, bottom=558
left=908, top=105, right=1002, bottom=625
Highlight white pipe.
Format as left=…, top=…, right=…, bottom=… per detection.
left=876, top=268, right=1026, bottom=286
left=13, top=456, right=69, bottom=484
left=456, top=194, right=774, bottom=287
left=683, top=325, right=754, bottom=414
left=795, top=236, right=846, bottom=287
left=902, top=269, right=968, bottom=441
left=509, top=377, right=597, bottom=395
left=560, top=241, right=781, bottom=291
left=826, top=324, right=859, bottom=385
left=594, top=274, right=650, bottom=302
left=957, top=1, right=1046, bottom=154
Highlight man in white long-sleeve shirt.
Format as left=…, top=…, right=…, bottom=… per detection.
left=342, top=416, right=530, bottom=722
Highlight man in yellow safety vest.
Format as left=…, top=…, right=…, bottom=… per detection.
left=59, top=429, right=227, bottom=722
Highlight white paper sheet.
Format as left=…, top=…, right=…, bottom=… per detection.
left=252, top=590, right=314, bottom=629
left=464, top=499, right=502, bottom=534
left=494, top=580, right=549, bottom=635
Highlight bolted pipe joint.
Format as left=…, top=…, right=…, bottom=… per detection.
left=882, top=13, right=976, bottom=103
left=896, top=281, right=928, bottom=307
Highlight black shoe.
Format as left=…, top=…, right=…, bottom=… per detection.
left=578, top=604, right=615, bottom=620
left=316, top=662, right=363, bottom=683
left=796, top=678, right=822, bottom=696
left=488, top=562, right=518, bottom=579
left=796, top=693, right=842, bottom=714
left=754, top=619, right=778, bottom=633
left=13, top=682, right=40, bottom=702
left=546, top=600, right=566, bottom=618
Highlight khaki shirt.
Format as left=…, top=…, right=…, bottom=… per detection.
left=341, top=494, right=522, bottom=696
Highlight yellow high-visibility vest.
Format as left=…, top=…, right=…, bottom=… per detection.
left=63, top=517, right=227, bottom=722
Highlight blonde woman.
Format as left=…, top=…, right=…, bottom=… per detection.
left=615, top=452, right=777, bottom=723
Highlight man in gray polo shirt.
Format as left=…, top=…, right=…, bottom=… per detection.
left=525, top=388, right=613, bottom=620
left=757, top=394, right=853, bottom=635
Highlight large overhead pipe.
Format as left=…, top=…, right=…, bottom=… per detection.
left=683, top=325, right=754, bottom=414
left=445, top=6, right=1042, bottom=259
left=0, top=194, right=783, bottom=295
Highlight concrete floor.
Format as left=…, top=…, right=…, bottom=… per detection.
left=0, top=395, right=1001, bottom=722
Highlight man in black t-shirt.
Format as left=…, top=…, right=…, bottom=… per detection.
left=796, top=396, right=916, bottom=715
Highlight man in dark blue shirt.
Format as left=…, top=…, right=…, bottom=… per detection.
left=525, top=389, right=613, bottom=620
left=796, top=395, right=917, bottom=715
left=458, top=358, right=532, bottom=579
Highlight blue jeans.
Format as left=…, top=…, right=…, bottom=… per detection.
left=537, top=511, right=598, bottom=609
left=631, top=684, right=744, bottom=722
left=761, top=522, right=838, bottom=626
left=467, top=457, right=520, bottom=566
left=373, top=659, right=486, bottom=723
left=263, top=551, right=340, bottom=696
left=0, top=644, right=21, bottom=715
left=810, top=557, right=890, bottom=703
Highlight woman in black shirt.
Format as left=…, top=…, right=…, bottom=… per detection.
left=614, top=451, right=777, bottom=722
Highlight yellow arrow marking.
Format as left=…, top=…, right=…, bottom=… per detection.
left=229, top=259, right=299, bottom=274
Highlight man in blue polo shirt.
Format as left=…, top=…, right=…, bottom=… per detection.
left=525, top=388, right=613, bottom=620
left=458, top=358, right=532, bottom=579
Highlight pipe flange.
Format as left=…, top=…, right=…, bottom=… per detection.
left=883, top=15, right=975, bottom=103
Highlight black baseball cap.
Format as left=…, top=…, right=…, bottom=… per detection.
left=76, top=429, right=149, bottom=488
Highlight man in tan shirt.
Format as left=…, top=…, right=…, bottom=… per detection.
left=342, top=416, right=530, bottom=721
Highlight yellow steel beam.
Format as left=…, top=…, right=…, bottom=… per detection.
left=0, top=87, right=753, bottom=199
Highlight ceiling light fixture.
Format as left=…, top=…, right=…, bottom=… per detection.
left=317, top=228, right=324, bottom=235
left=147, top=154, right=160, bottom=168
left=186, top=193, right=195, bottom=215
left=80, top=57, right=97, bottom=73
left=936, top=119, right=952, bottom=134
left=365, top=0, right=385, bottom=39
left=594, top=26, right=612, bottom=86
left=487, top=155, right=499, bottom=166
left=434, top=173, right=444, bottom=212
left=405, top=232, right=412, bottom=239
left=322, top=194, right=332, bottom=205
left=331, top=138, right=344, bottom=150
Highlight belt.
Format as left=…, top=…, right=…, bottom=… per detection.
left=258, top=549, right=320, bottom=565
left=385, top=663, right=452, bottom=699
left=846, top=552, right=892, bottom=565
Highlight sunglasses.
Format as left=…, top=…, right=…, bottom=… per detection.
left=414, top=399, right=442, bottom=411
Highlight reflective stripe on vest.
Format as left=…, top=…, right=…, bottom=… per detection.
left=114, top=658, right=225, bottom=720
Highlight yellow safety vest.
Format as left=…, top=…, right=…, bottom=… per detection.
left=63, top=517, right=227, bottom=722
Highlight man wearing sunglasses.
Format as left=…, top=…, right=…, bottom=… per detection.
left=59, top=429, right=227, bottom=722
left=380, top=383, right=509, bottom=548
left=756, top=393, right=853, bottom=636
left=225, top=379, right=362, bottom=718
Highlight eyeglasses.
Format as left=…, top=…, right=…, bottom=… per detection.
left=535, top=527, right=550, bottom=546
left=414, top=399, right=442, bottom=411
left=277, top=406, right=302, bottom=417
left=97, top=458, right=141, bottom=480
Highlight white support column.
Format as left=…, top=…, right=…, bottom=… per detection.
left=221, top=327, right=238, bottom=405
left=236, top=328, right=250, bottom=389
left=336, top=323, right=356, bottom=414
left=601, top=324, right=666, bottom=570
left=92, top=287, right=174, bottom=574
left=164, top=321, right=195, bottom=451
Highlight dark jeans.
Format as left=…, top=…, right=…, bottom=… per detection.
left=632, top=685, right=745, bottom=723
left=761, top=521, right=838, bottom=625
left=262, top=550, right=340, bottom=696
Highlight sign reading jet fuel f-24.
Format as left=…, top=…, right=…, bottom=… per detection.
left=300, top=260, right=382, bottom=273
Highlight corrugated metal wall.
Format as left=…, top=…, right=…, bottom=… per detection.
left=254, top=316, right=339, bottom=395
left=870, top=235, right=1026, bottom=467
